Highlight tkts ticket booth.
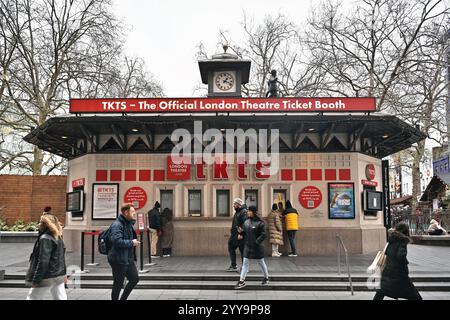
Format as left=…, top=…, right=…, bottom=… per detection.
left=24, top=52, right=425, bottom=256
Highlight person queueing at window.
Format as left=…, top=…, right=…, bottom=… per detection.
left=235, top=205, right=269, bottom=289
left=283, top=200, right=299, bottom=257
left=268, top=203, right=283, bottom=257
left=147, top=201, right=162, bottom=258
left=226, top=198, right=248, bottom=272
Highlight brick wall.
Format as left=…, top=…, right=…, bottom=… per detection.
left=0, top=175, right=67, bottom=225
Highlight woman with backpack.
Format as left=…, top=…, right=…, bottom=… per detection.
left=25, top=213, right=67, bottom=300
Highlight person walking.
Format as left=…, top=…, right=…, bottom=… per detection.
left=108, top=203, right=140, bottom=300
left=227, top=198, right=248, bottom=272
left=161, top=208, right=174, bottom=257
left=373, top=222, right=422, bottom=300
left=147, top=201, right=162, bottom=258
left=235, top=206, right=269, bottom=289
left=283, top=200, right=299, bottom=257
left=268, top=203, right=283, bottom=257
left=25, top=213, right=67, bottom=300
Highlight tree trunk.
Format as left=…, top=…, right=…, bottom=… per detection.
left=411, top=141, right=425, bottom=213
left=32, top=146, right=43, bottom=176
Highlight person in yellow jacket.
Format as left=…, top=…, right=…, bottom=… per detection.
left=282, top=200, right=299, bottom=257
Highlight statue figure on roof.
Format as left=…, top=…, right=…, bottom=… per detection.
left=266, top=69, right=279, bottom=98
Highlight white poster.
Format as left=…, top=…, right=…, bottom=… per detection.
left=92, top=184, right=119, bottom=220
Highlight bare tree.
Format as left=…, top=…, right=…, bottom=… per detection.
left=0, top=0, right=163, bottom=175
left=303, top=0, right=449, bottom=211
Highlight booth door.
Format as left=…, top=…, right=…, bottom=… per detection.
left=273, top=189, right=287, bottom=211
left=245, top=190, right=258, bottom=208
left=160, top=190, right=173, bottom=211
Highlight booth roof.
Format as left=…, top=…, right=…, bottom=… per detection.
left=23, top=113, right=426, bottom=160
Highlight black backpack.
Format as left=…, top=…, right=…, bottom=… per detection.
left=98, top=227, right=112, bottom=255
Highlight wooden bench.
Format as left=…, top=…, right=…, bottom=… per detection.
left=411, top=235, right=450, bottom=246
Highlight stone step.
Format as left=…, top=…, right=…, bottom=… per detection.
left=1, top=279, right=450, bottom=291
left=5, top=273, right=450, bottom=283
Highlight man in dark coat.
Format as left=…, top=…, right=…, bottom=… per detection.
left=235, top=205, right=269, bottom=289
left=108, top=203, right=140, bottom=300
left=147, top=201, right=162, bottom=257
left=227, top=198, right=248, bottom=272
left=374, top=222, right=422, bottom=300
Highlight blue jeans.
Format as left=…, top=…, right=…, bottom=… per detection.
left=240, top=258, right=269, bottom=281
left=287, top=230, right=297, bottom=254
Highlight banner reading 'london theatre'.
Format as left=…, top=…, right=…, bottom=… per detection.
left=70, top=97, right=376, bottom=113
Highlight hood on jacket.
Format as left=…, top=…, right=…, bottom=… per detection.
left=286, top=200, right=293, bottom=209
left=39, top=214, right=63, bottom=239
left=388, top=229, right=411, bottom=244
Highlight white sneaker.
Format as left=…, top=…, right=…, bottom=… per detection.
left=272, top=252, right=281, bottom=257
left=163, top=254, right=171, bottom=257
left=288, top=253, right=298, bottom=257
left=151, top=255, right=160, bottom=258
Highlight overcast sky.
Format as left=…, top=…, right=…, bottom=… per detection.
left=113, top=0, right=319, bottom=97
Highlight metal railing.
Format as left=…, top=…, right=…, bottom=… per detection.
left=391, top=209, right=450, bottom=235
left=336, top=235, right=354, bottom=295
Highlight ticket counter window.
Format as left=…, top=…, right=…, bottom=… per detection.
left=217, top=190, right=230, bottom=217
left=188, top=190, right=202, bottom=217
left=245, top=190, right=258, bottom=208
left=160, top=190, right=173, bottom=211
left=273, top=189, right=287, bottom=209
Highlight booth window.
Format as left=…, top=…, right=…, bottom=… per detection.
left=188, top=190, right=202, bottom=216
left=160, top=190, right=173, bottom=211
left=273, top=189, right=287, bottom=210
left=245, top=189, right=258, bottom=208
left=216, top=190, right=230, bottom=217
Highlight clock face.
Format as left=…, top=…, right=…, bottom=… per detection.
left=215, top=72, right=235, bottom=91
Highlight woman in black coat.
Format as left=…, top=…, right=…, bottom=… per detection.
left=374, top=222, right=422, bottom=300
left=235, top=205, right=269, bottom=289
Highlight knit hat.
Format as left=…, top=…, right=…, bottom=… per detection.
left=43, top=206, right=52, bottom=213
left=233, top=198, right=244, bottom=206
left=272, top=203, right=278, bottom=211
left=154, top=201, right=161, bottom=209
left=248, top=205, right=258, bottom=214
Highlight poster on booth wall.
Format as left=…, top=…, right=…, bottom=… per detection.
left=328, top=183, right=355, bottom=219
left=92, top=183, right=119, bottom=220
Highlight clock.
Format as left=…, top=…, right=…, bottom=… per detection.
left=214, top=72, right=235, bottom=92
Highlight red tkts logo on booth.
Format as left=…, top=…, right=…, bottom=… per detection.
left=72, top=178, right=85, bottom=188
left=366, top=164, right=376, bottom=181
left=167, top=156, right=191, bottom=180
left=124, top=187, right=147, bottom=209
left=299, top=186, right=323, bottom=209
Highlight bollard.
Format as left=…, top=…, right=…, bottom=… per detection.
left=80, top=232, right=89, bottom=274
left=144, top=229, right=156, bottom=267
left=138, top=230, right=149, bottom=273
left=86, top=230, right=99, bottom=267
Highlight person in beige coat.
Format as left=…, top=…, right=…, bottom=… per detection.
left=268, top=203, right=284, bottom=257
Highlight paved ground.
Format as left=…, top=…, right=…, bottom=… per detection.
left=2, top=243, right=450, bottom=274
left=1, top=288, right=450, bottom=300
left=1, top=242, right=450, bottom=300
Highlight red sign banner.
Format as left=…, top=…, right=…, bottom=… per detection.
left=362, top=180, right=378, bottom=187
left=72, top=178, right=85, bottom=188
left=299, top=186, right=323, bottom=209
left=167, top=156, right=191, bottom=180
left=70, top=97, right=376, bottom=113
